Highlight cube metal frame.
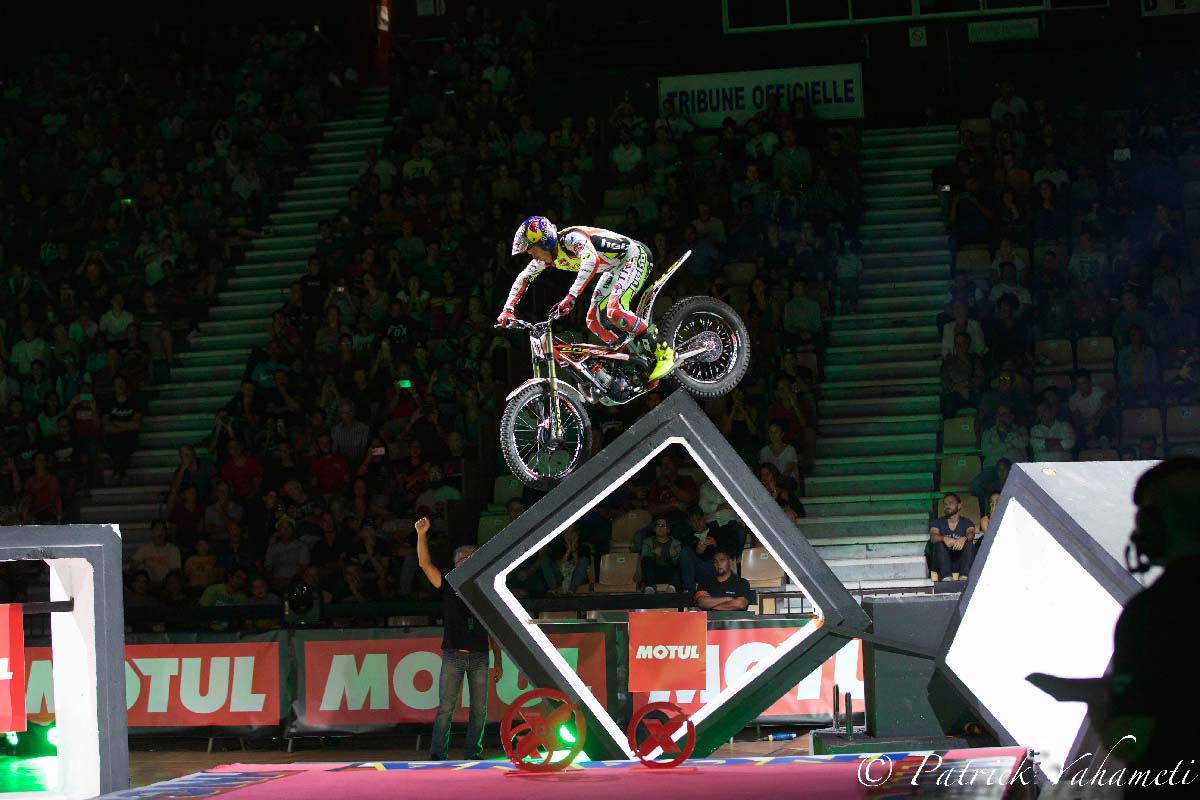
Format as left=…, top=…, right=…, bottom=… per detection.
left=448, top=390, right=869, bottom=760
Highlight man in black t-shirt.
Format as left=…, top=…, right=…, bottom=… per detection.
left=694, top=551, right=753, bottom=612
left=416, top=516, right=502, bottom=761
left=929, top=492, right=977, bottom=581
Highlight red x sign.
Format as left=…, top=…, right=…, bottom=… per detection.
left=627, top=702, right=695, bottom=768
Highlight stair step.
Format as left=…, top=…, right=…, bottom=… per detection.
left=862, top=169, right=930, bottom=185
left=859, top=143, right=959, bottom=159
left=307, top=162, right=365, bottom=177
left=132, top=448, right=188, bottom=468
left=816, top=432, right=937, bottom=457
left=321, top=125, right=389, bottom=140
left=175, top=348, right=250, bottom=366
left=267, top=222, right=320, bottom=236
left=190, top=332, right=268, bottom=351
left=216, top=288, right=289, bottom=305
left=79, top=502, right=165, bottom=524
left=861, top=265, right=948, bottom=283
left=858, top=221, right=945, bottom=237
left=86, top=483, right=168, bottom=504
left=311, top=150, right=369, bottom=165
left=861, top=206, right=944, bottom=225
left=816, top=541, right=927, bottom=561
left=859, top=235, right=949, bottom=253
left=321, top=117, right=388, bottom=130
left=227, top=273, right=297, bottom=290
left=142, top=413, right=215, bottom=433
left=232, top=259, right=309, bottom=277
left=253, top=234, right=318, bottom=250
left=294, top=174, right=356, bottom=189
left=153, top=379, right=240, bottom=399
left=140, top=429, right=211, bottom=449
left=824, top=343, right=941, bottom=365
left=803, top=491, right=936, bottom=518
left=281, top=186, right=348, bottom=201
left=827, top=555, right=929, bottom=583
left=271, top=209, right=337, bottom=223
left=829, top=311, right=938, bottom=330
left=861, top=181, right=933, bottom=197
left=861, top=249, right=948, bottom=267
left=827, top=325, right=937, bottom=347
left=864, top=124, right=957, bottom=136
left=859, top=280, right=946, bottom=298
left=864, top=195, right=940, bottom=211
left=863, top=155, right=949, bottom=171
left=818, top=413, right=942, bottom=437
left=278, top=197, right=342, bottom=211
left=819, top=376, right=942, bottom=400
left=824, top=358, right=939, bottom=380
left=799, top=512, right=933, bottom=538
left=149, top=395, right=229, bottom=415
left=246, top=247, right=313, bottom=262
left=858, top=294, right=945, bottom=312
left=311, top=139, right=373, bottom=154
left=169, top=363, right=246, bottom=381
left=843, top=577, right=936, bottom=592
left=819, top=394, right=940, bottom=417
left=812, top=453, right=939, bottom=477
left=862, top=127, right=958, bottom=146
left=806, top=472, right=934, bottom=497
left=198, top=318, right=270, bottom=335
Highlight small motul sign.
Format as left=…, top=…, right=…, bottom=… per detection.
left=0, top=604, right=26, bottom=732
left=628, top=611, right=707, bottom=692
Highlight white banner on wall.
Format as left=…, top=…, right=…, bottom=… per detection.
left=658, top=64, right=865, bottom=127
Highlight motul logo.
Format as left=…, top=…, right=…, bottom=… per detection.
left=635, top=645, right=702, bottom=660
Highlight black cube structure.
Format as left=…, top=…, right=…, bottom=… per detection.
left=448, top=390, right=869, bottom=760
left=0, top=524, right=129, bottom=798
left=937, top=461, right=1154, bottom=782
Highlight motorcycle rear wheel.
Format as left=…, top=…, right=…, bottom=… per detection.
left=659, top=296, right=750, bottom=398
left=500, top=383, right=593, bottom=491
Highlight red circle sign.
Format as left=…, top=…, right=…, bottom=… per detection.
left=627, top=702, right=696, bottom=769
left=501, top=688, right=587, bottom=772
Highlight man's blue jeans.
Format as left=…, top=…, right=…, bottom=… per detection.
left=430, top=650, right=490, bottom=760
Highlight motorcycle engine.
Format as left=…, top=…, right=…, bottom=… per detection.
left=605, top=374, right=635, bottom=403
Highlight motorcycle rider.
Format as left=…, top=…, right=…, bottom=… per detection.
left=497, top=215, right=676, bottom=382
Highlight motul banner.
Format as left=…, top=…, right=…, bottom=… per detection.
left=632, top=625, right=864, bottom=721
left=1, top=604, right=26, bottom=732
left=628, top=611, right=707, bottom=692
left=297, top=629, right=609, bottom=730
left=23, top=636, right=282, bottom=729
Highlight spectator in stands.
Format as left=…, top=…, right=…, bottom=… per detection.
left=131, top=521, right=181, bottom=588
left=1117, top=325, right=1162, bottom=406
left=1069, top=369, right=1116, bottom=449
left=782, top=277, right=823, bottom=349
left=200, top=567, right=249, bottom=608
left=265, top=518, right=310, bottom=592
left=1030, top=401, right=1077, bottom=461
left=941, top=332, right=986, bottom=418
left=991, top=81, right=1029, bottom=124
left=680, top=506, right=743, bottom=592
left=942, top=299, right=987, bottom=356
left=647, top=454, right=699, bottom=519
left=641, top=518, right=682, bottom=590
left=988, top=264, right=1032, bottom=318
left=929, top=492, right=977, bottom=582
left=693, top=551, right=752, bottom=611
left=975, top=405, right=1029, bottom=503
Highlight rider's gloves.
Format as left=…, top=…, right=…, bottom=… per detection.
left=549, top=295, right=575, bottom=320
left=496, top=308, right=518, bottom=328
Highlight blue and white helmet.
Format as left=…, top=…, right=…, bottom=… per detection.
left=511, top=215, right=558, bottom=257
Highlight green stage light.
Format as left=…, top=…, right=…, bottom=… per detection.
left=558, top=724, right=576, bottom=744
left=548, top=749, right=590, bottom=764
left=4, top=732, right=18, bottom=747
left=44, top=725, right=57, bottom=748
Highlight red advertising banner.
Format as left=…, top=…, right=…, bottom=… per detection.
left=22, top=641, right=281, bottom=728
left=631, top=627, right=864, bottom=718
left=628, top=612, right=707, bottom=692
left=1, top=605, right=26, bottom=732
left=303, top=632, right=607, bottom=727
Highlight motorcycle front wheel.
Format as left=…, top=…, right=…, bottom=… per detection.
left=500, top=383, right=593, bottom=491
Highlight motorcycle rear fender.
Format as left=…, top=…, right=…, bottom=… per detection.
left=635, top=249, right=691, bottom=323
left=505, top=378, right=590, bottom=409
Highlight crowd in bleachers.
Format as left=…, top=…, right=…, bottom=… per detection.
left=1, top=22, right=361, bottom=530
left=934, top=76, right=1200, bottom=526
left=43, top=5, right=867, bottom=615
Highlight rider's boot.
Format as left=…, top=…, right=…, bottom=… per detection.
left=636, top=325, right=675, bottom=382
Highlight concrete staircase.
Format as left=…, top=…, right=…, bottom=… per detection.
left=804, top=124, right=960, bottom=593
left=79, top=87, right=392, bottom=556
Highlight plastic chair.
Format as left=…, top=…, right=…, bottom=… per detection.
left=943, top=416, right=978, bottom=451
left=595, top=553, right=641, bottom=593
left=611, top=509, right=651, bottom=552
left=940, top=455, right=981, bottom=489
left=1166, top=405, right=1200, bottom=444
left=1121, top=408, right=1164, bottom=445
left=1076, top=337, right=1115, bottom=372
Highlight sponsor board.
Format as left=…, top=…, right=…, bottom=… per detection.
left=628, top=611, right=707, bottom=692
left=658, top=64, right=865, bottom=126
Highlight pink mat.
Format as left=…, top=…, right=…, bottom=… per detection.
left=151, top=748, right=1030, bottom=800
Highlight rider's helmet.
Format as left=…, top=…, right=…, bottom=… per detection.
left=511, top=215, right=558, bottom=258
